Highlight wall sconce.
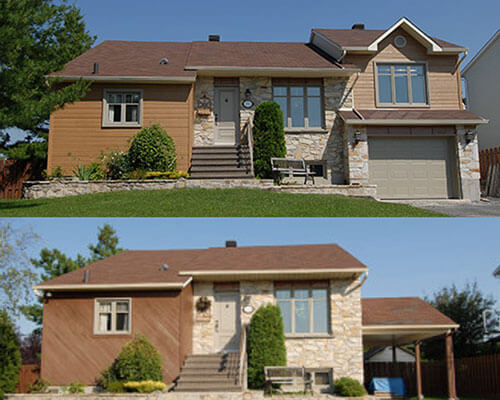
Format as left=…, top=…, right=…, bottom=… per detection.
left=245, top=89, right=251, bottom=98
left=464, top=130, right=475, bottom=144
left=353, top=130, right=362, bottom=146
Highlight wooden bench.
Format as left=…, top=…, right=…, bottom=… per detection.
left=264, top=366, right=313, bottom=395
left=270, top=158, right=315, bottom=184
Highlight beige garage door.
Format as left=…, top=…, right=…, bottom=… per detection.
left=368, top=136, right=457, bottom=199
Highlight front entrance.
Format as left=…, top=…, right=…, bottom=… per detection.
left=214, top=86, right=239, bottom=145
left=214, top=291, right=240, bottom=352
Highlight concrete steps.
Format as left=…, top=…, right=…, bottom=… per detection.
left=189, top=146, right=253, bottom=179
left=175, top=353, right=241, bottom=392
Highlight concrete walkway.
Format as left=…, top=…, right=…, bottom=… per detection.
left=385, top=198, right=500, bottom=217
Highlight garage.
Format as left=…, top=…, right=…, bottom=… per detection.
left=368, top=134, right=458, bottom=199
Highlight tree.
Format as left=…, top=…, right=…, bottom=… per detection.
left=247, top=304, right=287, bottom=389
left=252, top=101, right=286, bottom=179
left=0, top=0, right=95, bottom=165
left=0, top=309, right=22, bottom=400
left=0, top=224, right=39, bottom=316
left=18, top=331, right=42, bottom=365
left=22, top=224, right=123, bottom=329
left=422, top=282, right=496, bottom=359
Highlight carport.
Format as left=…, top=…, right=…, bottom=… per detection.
left=362, top=297, right=460, bottom=399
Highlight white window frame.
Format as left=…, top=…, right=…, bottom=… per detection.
left=102, top=89, right=143, bottom=128
left=275, top=285, right=330, bottom=337
left=272, top=84, right=325, bottom=130
left=374, top=61, right=430, bottom=107
left=94, top=298, right=132, bottom=335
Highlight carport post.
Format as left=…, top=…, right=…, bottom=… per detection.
left=415, top=341, right=423, bottom=400
left=445, top=331, right=458, bottom=400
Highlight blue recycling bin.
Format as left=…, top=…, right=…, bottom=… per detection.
left=368, top=377, right=405, bottom=396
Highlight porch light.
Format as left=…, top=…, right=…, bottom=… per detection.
left=464, top=130, right=475, bottom=144
left=353, top=130, right=362, bottom=146
left=245, top=89, right=251, bottom=98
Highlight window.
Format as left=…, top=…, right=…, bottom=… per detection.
left=102, top=90, right=142, bottom=127
left=376, top=63, right=428, bottom=106
left=306, top=161, right=327, bottom=179
left=275, top=284, right=329, bottom=335
left=95, top=299, right=130, bottom=334
left=273, top=85, right=323, bottom=129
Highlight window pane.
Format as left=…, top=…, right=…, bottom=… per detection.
left=125, top=94, right=132, bottom=103
left=116, top=313, right=129, bottom=331
left=307, top=96, right=321, bottom=127
left=126, top=105, right=138, bottom=122
left=273, top=87, right=287, bottom=96
left=410, top=65, right=424, bottom=75
left=278, top=300, right=292, bottom=333
left=274, top=96, right=288, bottom=125
left=377, top=65, right=391, bottom=75
left=312, top=288, right=327, bottom=299
left=307, top=87, right=321, bottom=96
left=394, top=75, right=409, bottom=103
left=276, top=289, right=292, bottom=299
left=411, top=75, right=426, bottom=103
left=294, top=288, right=309, bottom=299
left=290, top=97, right=304, bottom=127
left=295, top=300, right=310, bottom=333
left=314, top=372, right=330, bottom=385
left=116, top=302, right=129, bottom=312
left=99, top=302, right=112, bottom=312
left=99, top=313, right=111, bottom=332
left=394, top=65, right=407, bottom=75
left=132, top=93, right=140, bottom=103
left=109, top=104, right=122, bottom=122
left=313, top=299, right=328, bottom=332
left=115, top=94, right=123, bottom=103
left=378, top=75, right=392, bottom=103
left=290, top=87, right=304, bottom=96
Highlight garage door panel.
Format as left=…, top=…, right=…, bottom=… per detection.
left=368, top=136, right=456, bottom=199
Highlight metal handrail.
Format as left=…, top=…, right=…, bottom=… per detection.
left=240, top=118, right=254, bottom=177
left=238, top=323, right=249, bottom=389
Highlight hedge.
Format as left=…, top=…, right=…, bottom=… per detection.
left=0, top=310, right=21, bottom=400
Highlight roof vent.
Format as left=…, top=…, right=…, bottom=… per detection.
left=92, top=62, right=99, bottom=74
left=225, top=240, right=237, bottom=248
left=208, top=34, right=220, bottom=42
left=83, top=270, right=90, bottom=283
left=352, top=24, right=365, bottom=30
left=160, top=57, right=168, bottom=65
left=160, top=264, right=169, bottom=271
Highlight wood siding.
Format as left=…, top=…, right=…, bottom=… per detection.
left=344, top=27, right=462, bottom=110
left=40, top=288, right=193, bottom=385
left=47, top=83, right=194, bottom=175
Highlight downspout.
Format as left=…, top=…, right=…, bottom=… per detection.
left=455, top=50, right=468, bottom=110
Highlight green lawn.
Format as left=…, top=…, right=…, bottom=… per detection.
left=0, top=188, right=446, bottom=217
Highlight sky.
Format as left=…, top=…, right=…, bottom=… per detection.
left=7, top=0, right=499, bottom=143
left=4, top=217, right=499, bottom=334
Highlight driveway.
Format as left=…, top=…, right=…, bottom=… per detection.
left=384, top=198, right=500, bottom=217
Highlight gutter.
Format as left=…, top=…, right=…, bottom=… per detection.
left=178, top=268, right=368, bottom=276
left=184, top=66, right=360, bottom=76
left=363, top=324, right=459, bottom=331
left=343, top=118, right=488, bottom=126
left=32, top=280, right=191, bottom=292
left=48, top=75, right=197, bottom=84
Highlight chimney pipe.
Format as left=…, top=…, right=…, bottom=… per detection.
left=93, top=62, right=99, bottom=74
left=83, top=270, right=90, bottom=283
left=225, top=240, right=237, bottom=248
left=352, top=24, right=365, bottom=30
left=208, top=34, right=220, bottom=42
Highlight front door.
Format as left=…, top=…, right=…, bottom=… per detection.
left=214, top=291, right=240, bottom=352
left=214, top=86, right=239, bottom=145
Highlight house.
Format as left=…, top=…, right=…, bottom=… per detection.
left=47, top=17, right=486, bottom=200
left=34, top=242, right=459, bottom=398
left=364, top=346, right=415, bottom=363
left=462, top=29, right=500, bottom=151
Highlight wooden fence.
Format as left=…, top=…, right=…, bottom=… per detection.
left=479, top=146, right=500, bottom=181
left=364, top=353, right=500, bottom=398
left=16, top=364, right=40, bottom=393
left=0, top=160, right=37, bottom=199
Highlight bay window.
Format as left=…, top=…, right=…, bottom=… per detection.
left=103, top=90, right=142, bottom=127
left=376, top=63, right=428, bottom=106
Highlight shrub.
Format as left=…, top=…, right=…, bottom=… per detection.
left=143, top=171, right=189, bottom=180
left=27, top=379, right=50, bottom=394
left=0, top=310, right=21, bottom=400
left=128, top=125, right=177, bottom=172
left=123, top=381, right=166, bottom=393
left=72, top=162, right=105, bottom=181
left=66, top=382, right=84, bottom=394
left=334, top=377, right=366, bottom=397
left=97, top=334, right=163, bottom=391
left=102, top=150, right=131, bottom=180
left=247, top=304, right=286, bottom=389
left=252, top=101, right=286, bottom=179
left=42, top=165, right=64, bottom=180
left=105, top=381, right=125, bottom=393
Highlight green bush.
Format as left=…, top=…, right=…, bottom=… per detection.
left=65, top=382, right=85, bottom=394
left=144, top=171, right=189, bottom=180
left=102, top=150, right=131, bottom=180
left=97, top=334, right=163, bottom=391
left=72, top=162, right=105, bottom=181
left=27, top=379, right=50, bottom=394
left=105, top=381, right=125, bottom=393
left=128, top=125, right=177, bottom=172
left=334, top=377, right=366, bottom=397
left=247, top=304, right=286, bottom=389
left=252, top=101, right=286, bottom=179
left=0, top=310, right=21, bottom=400
left=123, top=381, right=166, bottom=393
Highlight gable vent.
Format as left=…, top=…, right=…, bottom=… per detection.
left=352, top=24, right=365, bottom=30
left=160, top=57, right=168, bottom=65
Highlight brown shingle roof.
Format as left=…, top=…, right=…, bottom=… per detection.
left=362, top=297, right=457, bottom=326
left=50, top=41, right=196, bottom=78
left=339, top=109, right=487, bottom=122
left=313, top=28, right=463, bottom=50
left=186, top=41, right=347, bottom=69
left=37, top=244, right=368, bottom=287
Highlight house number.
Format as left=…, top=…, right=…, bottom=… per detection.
left=243, top=305, right=254, bottom=314
left=242, top=99, right=254, bottom=109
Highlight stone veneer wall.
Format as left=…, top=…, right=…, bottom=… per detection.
left=456, top=125, right=481, bottom=201
left=193, top=76, right=355, bottom=183
left=191, top=278, right=364, bottom=383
